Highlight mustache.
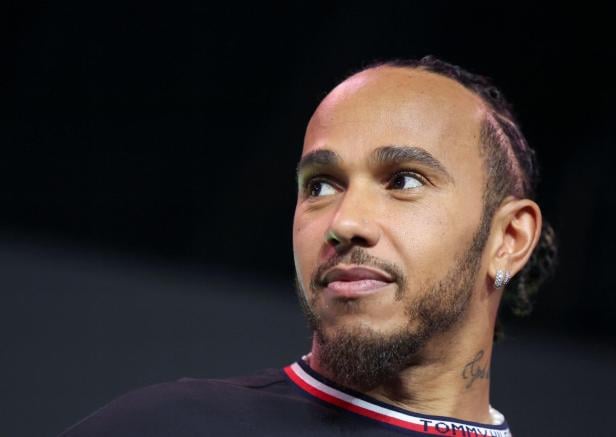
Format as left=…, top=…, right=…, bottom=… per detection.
left=310, top=246, right=406, bottom=291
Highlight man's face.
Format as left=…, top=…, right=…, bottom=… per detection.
left=293, top=67, right=490, bottom=384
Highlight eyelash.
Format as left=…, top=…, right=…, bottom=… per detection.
left=387, top=170, right=428, bottom=189
left=302, top=169, right=428, bottom=196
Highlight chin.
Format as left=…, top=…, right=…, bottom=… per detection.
left=317, top=293, right=406, bottom=325
left=316, top=311, right=409, bottom=342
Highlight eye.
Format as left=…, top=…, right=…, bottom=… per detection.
left=306, top=179, right=338, bottom=197
left=388, top=171, right=425, bottom=190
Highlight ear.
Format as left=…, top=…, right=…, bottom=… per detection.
left=487, top=196, right=542, bottom=289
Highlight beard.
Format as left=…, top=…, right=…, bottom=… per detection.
left=294, top=213, right=490, bottom=392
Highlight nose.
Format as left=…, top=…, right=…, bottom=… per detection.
left=325, top=183, right=381, bottom=252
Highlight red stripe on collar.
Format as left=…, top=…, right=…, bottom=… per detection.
left=284, top=361, right=511, bottom=437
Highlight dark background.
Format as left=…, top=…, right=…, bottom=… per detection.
left=5, top=2, right=615, bottom=436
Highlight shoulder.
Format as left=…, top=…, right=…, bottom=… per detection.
left=59, top=368, right=293, bottom=437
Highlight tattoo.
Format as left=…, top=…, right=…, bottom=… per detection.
left=462, top=350, right=490, bottom=389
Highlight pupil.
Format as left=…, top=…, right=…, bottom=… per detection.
left=394, top=175, right=405, bottom=188
left=311, top=182, right=321, bottom=196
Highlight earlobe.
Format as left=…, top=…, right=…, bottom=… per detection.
left=488, top=197, right=542, bottom=288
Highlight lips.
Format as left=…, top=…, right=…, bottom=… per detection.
left=321, top=266, right=394, bottom=298
left=323, top=266, right=393, bottom=284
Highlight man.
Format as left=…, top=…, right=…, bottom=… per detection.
left=60, top=56, right=556, bottom=436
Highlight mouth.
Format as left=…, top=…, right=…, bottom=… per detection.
left=320, top=266, right=395, bottom=298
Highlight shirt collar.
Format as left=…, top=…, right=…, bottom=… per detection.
left=284, top=358, right=511, bottom=437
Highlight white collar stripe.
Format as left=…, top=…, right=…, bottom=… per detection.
left=284, top=362, right=511, bottom=437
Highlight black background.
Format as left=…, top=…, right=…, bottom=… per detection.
left=5, top=2, right=616, bottom=436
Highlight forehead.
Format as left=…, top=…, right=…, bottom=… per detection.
left=303, top=66, right=487, bottom=176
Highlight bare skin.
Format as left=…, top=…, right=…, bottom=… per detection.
left=292, top=67, right=541, bottom=424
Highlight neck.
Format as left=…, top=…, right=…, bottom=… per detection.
left=308, top=321, right=495, bottom=424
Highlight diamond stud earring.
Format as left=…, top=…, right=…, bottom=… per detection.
left=494, top=269, right=511, bottom=289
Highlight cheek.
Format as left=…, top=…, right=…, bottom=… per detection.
left=292, top=210, right=325, bottom=285
left=385, top=201, right=459, bottom=278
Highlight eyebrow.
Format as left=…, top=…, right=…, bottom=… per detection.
left=296, top=149, right=340, bottom=177
left=296, top=145, right=454, bottom=185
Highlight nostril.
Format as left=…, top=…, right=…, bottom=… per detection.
left=325, top=230, right=341, bottom=245
left=350, top=236, right=369, bottom=246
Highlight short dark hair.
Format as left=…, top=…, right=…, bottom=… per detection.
left=354, top=55, right=558, bottom=340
